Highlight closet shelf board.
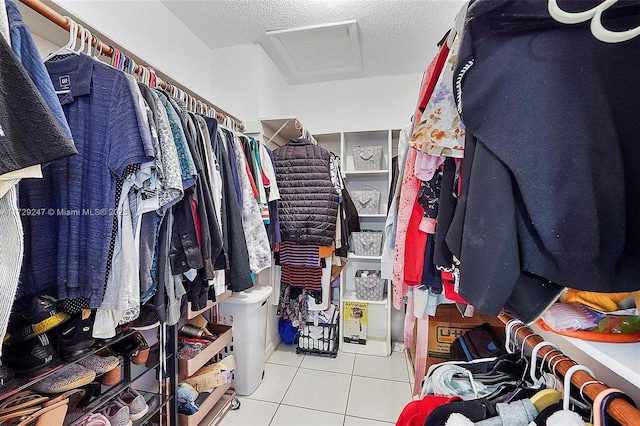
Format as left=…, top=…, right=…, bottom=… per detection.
left=357, top=213, right=387, bottom=219
left=342, top=290, right=387, bottom=305
left=344, top=170, right=389, bottom=177
left=347, top=253, right=383, bottom=261
left=533, top=324, right=640, bottom=389
left=341, top=336, right=390, bottom=357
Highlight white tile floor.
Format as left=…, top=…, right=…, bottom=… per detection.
left=218, top=343, right=415, bottom=426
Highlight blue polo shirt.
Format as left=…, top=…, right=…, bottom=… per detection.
left=18, top=54, right=153, bottom=307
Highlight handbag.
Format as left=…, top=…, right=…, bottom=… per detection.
left=355, top=270, right=385, bottom=301
left=352, top=185, right=381, bottom=215
left=352, top=146, right=383, bottom=171
left=351, top=231, right=383, bottom=256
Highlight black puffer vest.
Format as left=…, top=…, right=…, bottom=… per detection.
left=273, top=138, right=339, bottom=246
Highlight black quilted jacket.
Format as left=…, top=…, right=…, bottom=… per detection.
left=273, top=138, right=339, bottom=246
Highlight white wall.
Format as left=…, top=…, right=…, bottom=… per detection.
left=210, top=44, right=289, bottom=122
left=257, top=48, right=290, bottom=119
left=51, top=0, right=211, bottom=99
left=289, top=73, right=422, bottom=134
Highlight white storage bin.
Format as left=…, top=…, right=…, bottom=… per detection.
left=219, top=285, right=273, bottom=396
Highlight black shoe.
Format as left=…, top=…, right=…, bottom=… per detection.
left=2, top=333, right=63, bottom=379
left=110, top=334, right=141, bottom=358
left=55, top=309, right=95, bottom=361
left=130, top=304, right=160, bottom=330
left=6, top=295, right=70, bottom=344
left=0, top=361, right=18, bottom=397
left=95, top=325, right=123, bottom=348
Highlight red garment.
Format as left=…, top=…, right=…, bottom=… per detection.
left=396, top=395, right=461, bottom=426
left=190, top=199, right=203, bottom=249
left=404, top=200, right=428, bottom=286
left=413, top=43, right=451, bottom=127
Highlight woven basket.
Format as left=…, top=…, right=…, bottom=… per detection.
left=355, top=271, right=385, bottom=301
left=353, top=146, right=383, bottom=171
left=351, top=231, right=383, bottom=256
left=352, top=185, right=380, bottom=215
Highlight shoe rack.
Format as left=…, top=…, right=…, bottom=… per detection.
left=0, top=324, right=178, bottom=425
left=177, top=290, right=239, bottom=426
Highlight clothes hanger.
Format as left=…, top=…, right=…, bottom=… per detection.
left=563, top=365, right=596, bottom=411
left=44, top=17, right=78, bottom=62
left=548, top=0, right=640, bottom=43
left=83, top=29, right=93, bottom=56
left=504, top=319, right=525, bottom=354
left=593, top=388, right=637, bottom=426
left=529, top=341, right=560, bottom=388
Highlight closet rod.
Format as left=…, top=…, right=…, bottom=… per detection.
left=499, top=313, right=640, bottom=425
left=18, top=0, right=244, bottom=132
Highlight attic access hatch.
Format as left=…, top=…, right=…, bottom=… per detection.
left=265, top=20, right=362, bottom=79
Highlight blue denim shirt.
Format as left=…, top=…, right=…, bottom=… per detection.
left=5, top=0, right=72, bottom=139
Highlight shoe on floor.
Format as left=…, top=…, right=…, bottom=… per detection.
left=29, top=363, right=96, bottom=395
left=55, top=309, right=96, bottom=361
left=100, top=400, right=131, bottom=426
left=2, top=333, right=63, bottom=379
left=116, top=388, right=148, bottom=422
left=6, top=295, right=70, bottom=344
left=77, top=354, right=120, bottom=386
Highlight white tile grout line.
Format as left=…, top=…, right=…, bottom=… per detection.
left=268, top=358, right=303, bottom=425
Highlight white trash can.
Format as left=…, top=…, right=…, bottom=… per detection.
left=218, top=285, right=273, bottom=396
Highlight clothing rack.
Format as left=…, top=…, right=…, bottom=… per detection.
left=499, top=313, right=640, bottom=425
left=18, top=0, right=244, bottom=132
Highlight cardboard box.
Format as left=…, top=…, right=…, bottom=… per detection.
left=423, top=304, right=505, bottom=370
left=343, top=302, right=368, bottom=345
left=184, top=355, right=235, bottom=392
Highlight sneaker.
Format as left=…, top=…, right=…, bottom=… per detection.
left=2, top=333, right=63, bottom=379
left=29, top=363, right=96, bottom=394
left=116, top=388, right=148, bottom=421
left=77, top=354, right=120, bottom=386
left=6, top=295, right=70, bottom=344
left=69, top=412, right=111, bottom=426
left=129, top=304, right=159, bottom=330
left=55, top=309, right=96, bottom=361
left=100, top=400, right=131, bottom=426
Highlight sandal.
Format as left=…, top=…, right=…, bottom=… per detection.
left=0, top=390, right=49, bottom=415
left=17, top=398, right=68, bottom=426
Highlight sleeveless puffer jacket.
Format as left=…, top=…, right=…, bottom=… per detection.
left=273, top=138, right=339, bottom=246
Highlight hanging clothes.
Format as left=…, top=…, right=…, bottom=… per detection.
left=208, top=120, right=253, bottom=292
left=18, top=53, right=153, bottom=308
left=273, top=138, right=339, bottom=247
left=446, top=0, right=640, bottom=321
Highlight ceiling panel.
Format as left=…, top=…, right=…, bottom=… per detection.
left=161, top=0, right=468, bottom=84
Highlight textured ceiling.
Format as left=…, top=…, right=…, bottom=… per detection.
left=161, top=0, right=467, bottom=84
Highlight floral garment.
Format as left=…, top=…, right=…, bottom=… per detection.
left=410, top=36, right=465, bottom=158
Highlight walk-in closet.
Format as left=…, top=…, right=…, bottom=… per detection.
left=0, top=0, right=638, bottom=425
